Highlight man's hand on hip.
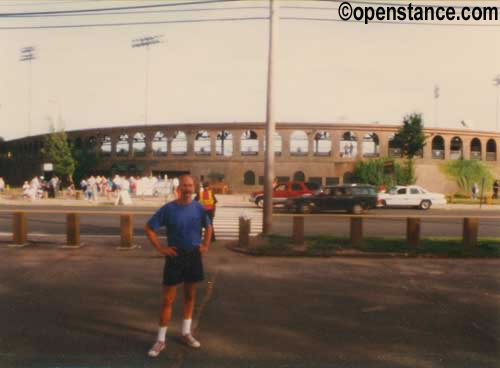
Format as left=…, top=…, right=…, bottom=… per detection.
left=160, top=246, right=178, bottom=257
left=199, top=244, right=209, bottom=254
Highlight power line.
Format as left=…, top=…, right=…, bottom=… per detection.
left=317, top=0, right=500, bottom=10
left=0, top=16, right=268, bottom=30
left=0, top=0, right=95, bottom=6
left=6, top=6, right=268, bottom=18
left=0, top=0, right=242, bottom=17
left=2, top=14, right=499, bottom=30
left=281, top=16, right=500, bottom=27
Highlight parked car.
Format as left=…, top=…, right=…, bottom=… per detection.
left=284, top=184, right=378, bottom=214
left=377, top=185, right=446, bottom=210
left=249, top=181, right=321, bottom=208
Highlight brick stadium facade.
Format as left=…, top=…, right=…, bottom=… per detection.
left=2, top=122, right=500, bottom=193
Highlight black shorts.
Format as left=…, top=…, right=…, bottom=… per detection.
left=163, top=247, right=204, bottom=286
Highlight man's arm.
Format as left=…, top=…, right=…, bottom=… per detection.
left=144, top=224, right=178, bottom=257
left=199, top=224, right=212, bottom=253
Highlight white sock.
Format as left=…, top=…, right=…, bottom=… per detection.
left=157, top=326, right=167, bottom=342
left=182, top=319, right=192, bottom=336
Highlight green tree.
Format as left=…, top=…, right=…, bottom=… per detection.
left=41, top=128, right=75, bottom=182
left=352, top=158, right=416, bottom=188
left=391, top=113, right=426, bottom=159
left=71, top=140, right=100, bottom=186
left=441, top=159, right=493, bottom=195
left=0, top=137, right=6, bottom=156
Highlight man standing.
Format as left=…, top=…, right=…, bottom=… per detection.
left=145, top=175, right=212, bottom=358
left=493, top=180, right=499, bottom=200
left=472, top=182, right=479, bottom=200
left=195, top=182, right=217, bottom=242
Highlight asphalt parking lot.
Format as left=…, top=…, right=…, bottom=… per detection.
left=0, top=237, right=499, bottom=368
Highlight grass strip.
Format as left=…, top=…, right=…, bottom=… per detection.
left=252, top=234, right=500, bottom=258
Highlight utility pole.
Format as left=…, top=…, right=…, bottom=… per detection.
left=493, top=75, right=500, bottom=131
left=263, top=0, right=279, bottom=235
left=131, top=35, right=164, bottom=126
left=20, top=46, right=36, bottom=137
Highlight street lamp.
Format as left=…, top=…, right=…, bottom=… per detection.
left=20, top=46, right=36, bottom=137
left=493, top=75, right=500, bottom=131
left=49, top=98, right=62, bottom=123
left=433, top=84, right=440, bottom=128
left=131, top=35, right=164, bottom=126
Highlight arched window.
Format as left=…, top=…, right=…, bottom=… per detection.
left=313, top=131, right=331, bottom=156
left=194, top=130, right=210, bottom=155
left=363, top=133, right=379, bottom=157
left=340, top=131, right=357, bottom=158
left=100, top=136, right=111, bottom=156
left=293, top=171, right=305, bottom=182
left=244, top=170, right=256, bottom=185
left=450, top=136, right=463, bottom=160
left=431, top=136, right=445, bottom=159
left=241, top=130, right=258, bottom=155
left=486, top=139, right=496, bottom=161
left=132, top=132, right=146, bottom=156
left=388, top=134, right=402, bottom=157
left=171, top=131, right=187, bottom=155
left=87, top=136, right=97, bottom=150
left=74, top=137, right=83, bottom=150
left=152, top=131, right=167, bottom=156
left=216, top=130, right=233, bottom=156
left=343, top=172, right=353, bottom=184
left=263, top=132, right=282, bottom=156
left=290, top=130, right=308, bottom=156
left=470, top=138, right=481, bottom=160
left=116, top=134, right=129, bottom=156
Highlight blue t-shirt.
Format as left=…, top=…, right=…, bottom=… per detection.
left=147, top=201, right=211, bottom=252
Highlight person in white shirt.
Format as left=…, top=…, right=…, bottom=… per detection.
left=172, top=177, right=180, bottom=199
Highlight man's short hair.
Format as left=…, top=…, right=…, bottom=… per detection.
left=179, top=174, right=194, bottom=184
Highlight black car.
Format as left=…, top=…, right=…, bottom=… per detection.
left=284, top=184, right=378, bottom=214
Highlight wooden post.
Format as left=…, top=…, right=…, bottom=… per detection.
left=239, top=216, right=251, bottom=248
left=406, top=218, right=421, bottom=247
left=13, top=212, right=27, bottom=245
left=463, top=217, right=478, bottom=249
left=66, top=213, right=80, bottom=246
left=120, top=214, right=134, bottom=248
left=350, top=217, right=363, bottom=248
left=292, top=216, right=305, bottom=245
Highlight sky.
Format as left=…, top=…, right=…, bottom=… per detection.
left=0, top=0, right=499, bottom=141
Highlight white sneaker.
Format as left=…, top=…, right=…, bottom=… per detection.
left=181, top=334, right=201, bottom=348
left=148, top=341, right=165, bottom=357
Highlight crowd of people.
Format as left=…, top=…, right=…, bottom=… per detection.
left=78, top=175, right=181, bottom=204
left=21, top=176, right=64, bottom=200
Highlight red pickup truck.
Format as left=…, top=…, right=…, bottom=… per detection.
left=249, top=181, right=321, bottom=207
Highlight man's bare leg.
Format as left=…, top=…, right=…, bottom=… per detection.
left=181, top=282, right=201, bottom=348
left=148, top=286, right=177, bottom=357
left=161, top=286, right=177, bottom=326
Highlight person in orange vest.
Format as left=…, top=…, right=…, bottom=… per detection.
left=195, top=182, right=217, bottom=242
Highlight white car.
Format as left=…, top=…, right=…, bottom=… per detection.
left=377, top=185, right=447, bottom=210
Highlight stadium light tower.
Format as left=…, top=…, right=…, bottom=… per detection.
left=20, top=46, right=36, bottom=137
left=433, top=84, right=440, bottom=128
left=131, top=35, right=164, bottom=126
left=493, top=75, right=500, bottom=131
